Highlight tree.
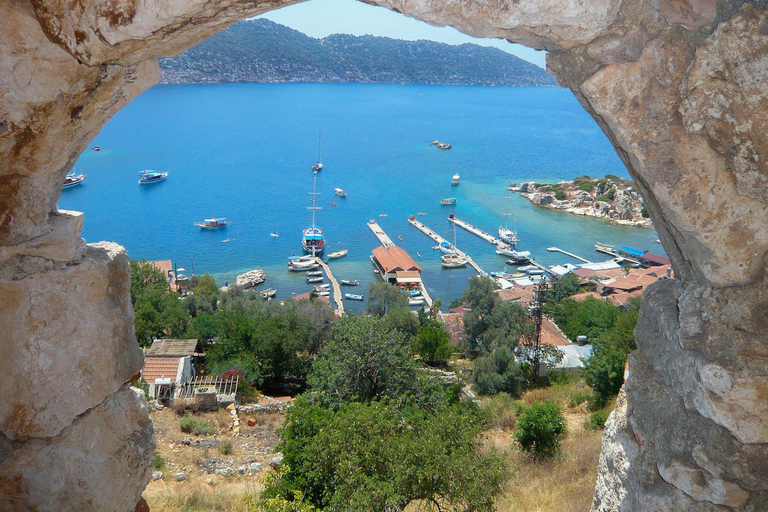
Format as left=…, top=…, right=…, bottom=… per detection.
left=462, top=275, right=497, bottom=313
left=472, top=300, right=532, bottom=355
left=415, top=321, right=453, bottom=365
left=308, top=316, right=417, bottom=403
left=546, top=273, right=581, bottom=303
left=472, top=347, right=524, bottom=396
left=546, top=296, right=619, bottom=342
left=272, top=398, right=509, bottom=511
left=514, top=401, right=567, bottom=459
left=365, top=281, right=408, bottom=317
left=191, top=273, right=220, bottom=298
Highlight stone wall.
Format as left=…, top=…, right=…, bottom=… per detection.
left=1, top=0, right=766, bottom=510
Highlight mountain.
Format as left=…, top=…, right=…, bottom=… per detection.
left=159, top=19, right=556, bottom=87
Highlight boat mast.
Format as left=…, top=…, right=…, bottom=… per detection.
left=307, top=174, right=322, bottom=256
left=317, top=130, right=322, bottom=164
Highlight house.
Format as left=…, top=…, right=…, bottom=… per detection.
left=146, top=259, right=179, bottom=292
left=641, top=251, right=670, bottom=266
left=371, top=246, right=422, bottom=287
left=293, top=292, right=331, bottom=306
left=141, top=338, right=197, bottom=399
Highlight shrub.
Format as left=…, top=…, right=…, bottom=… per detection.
left=180, top=417, right=216, bottom=436
left=554, top=190, right=566, bottom=201
left=585, top=410, right=610, bottom=430
left=219, top=439, right=233, bottom=455
left=153, top=454, right=165, bottom=471
left=577, top=181, right=594, bottom=192
left=514, top=401, right=567, bottom=459
left=473, top=347, right=524, bottom=396
left=567, top=390, right=592, bottom=408
left=596, top=188, right=616, bottom=202
left=480, top=393, right=523, bottom=431
left=641, top=207, right=649, bottom=218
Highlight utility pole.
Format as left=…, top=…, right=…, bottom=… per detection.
left=528, top=278, right=549, bottom=384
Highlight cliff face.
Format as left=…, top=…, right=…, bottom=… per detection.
left=1, top=0, right=767, bottom=510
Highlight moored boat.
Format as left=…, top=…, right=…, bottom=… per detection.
left=344, top=293, right=364, bottom=301
left=306, top=270, right=323, bottom=277
left=440, top=198, right=457, bottom=205
left=260, top=288, right=277, bottom=299
left=62, top=172, right=87, bottom=189
left=451, top=173, right=460, bottom=185
left=312, top=131, right=323, bottom=173
left=441, top=254, right=467, bottom=268
left=340, top=279, right=359, bottom=286
left=306, top=276, right=324, bottom=283
left=408, top=298, right=425, bottom=306
left=302, top=174, right=325, bottom=256
left=334, top=188, right=347, bottom=197
left=139, top=170, right=168, bottom=184
left=195, top=217, right=228, bottom=229
left=328, top=249, right=348, bottom=259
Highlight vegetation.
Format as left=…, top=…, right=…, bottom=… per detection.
left=153, top=454, right=165, bottom=471
left=219, top=439, right=233, bottom=455
left=585, top=410, right=611, bottom=431
left=514, top=401, right=567, bottom=459
left=415, top=317, right=453, bottom=365
left=473, top=347, right=524, bottom=396
left=180, top=417, right=217, bottom=436
left=159, top=19, right=556, bottom=87
left=554, top=190, right=566, bottom=201
left=595, top=188, right=617, bottom=202
left=365, top=281, right=409, bottom=317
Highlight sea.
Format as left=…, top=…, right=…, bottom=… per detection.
left=59, top=83, right=663, bottom=312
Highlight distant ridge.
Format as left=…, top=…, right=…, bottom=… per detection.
left=159, top=19, right=556, bottom=87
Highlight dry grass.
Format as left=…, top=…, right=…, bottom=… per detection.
left=144, top=478, right=261, bottom=512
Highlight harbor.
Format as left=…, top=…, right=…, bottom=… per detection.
left=317, top=259, right=344, bottom=315
left=547, top=247, right=592, bottom=263
left=447, top=215, right=508, bottom=248
left=407, top=217, right=485, bottom=275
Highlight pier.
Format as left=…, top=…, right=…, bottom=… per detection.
left=407, top=217, right=485, bottom=275
left=447, top=216, right=507, bottom=248
left=594, top=243, right=640, bottom=265
left=367, top=220, right=395, bottom=248
left=317, top=259, right=344, bottom=315
left=527, top=259, right=555, bottom=277
left=547, top=247, right=592, bottom=263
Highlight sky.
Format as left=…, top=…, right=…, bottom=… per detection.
left=259, top=0, right=547, bottom=68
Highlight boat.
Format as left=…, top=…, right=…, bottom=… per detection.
left=328, top=249, right=348, bottom=259
left=316, top=291, right=330, bottom=296
left=302, top=174, right=325, bottom=256
left=379, top=214, right=388, bottom=217
left=306, top=276, right=324, bottom=283
left=329, top=202, right=337, bottom=207
left=270, top=231, right=279, bottom=237
left=334, top=188, right=347, bottom=197
left=441, top=254, right=468, bottom=268
left=195, top=217, right=228, bottom=229
left=496, top=246, right=531, bottom=263
left=451, top=173, right=460, bottom=185
left=507, top=178, right=521, bottom=192
left=221, top=239, right=231, bottom=243
left=417, top=212, right=427, bottom=215
left=527, top=268, right=545, bottom=276
left=92, top=145, right=100, bottom=151
left=408, top=298, right=425, bottom=306
left=260, top=288, right=277, bottom=299
left=306, top=270, right=323, bottom=277
left=340, top=279, right=359, bottom=286
left=440, top=220, right=460, bottom=255
left=288, top=255, right=315, bottom=262
left=344, top=293, right=364, bottom=301
left=440, top=198, right=457, bottom=205
left=312, top=131, right=323, bottom=173
left=498, top=193, right=520, bottom=247
left=314, top=284, right=331, bottom=291
left=288, top=259, right=319, bottom=272
left=62, top=172, right=87, bottom=189
left=138, top=170, right=168, bottom=184
left=397, top=236, right=403, bottom=241
left=408, top=290, right=422, bottom=296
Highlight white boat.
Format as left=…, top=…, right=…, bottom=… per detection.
left=270, top=231, right=279, bottom=237
left=344, top=293, right=364, bottom=301
left=195, top=217, right=228, bottom=229
left=439, top=241, right=457, bottom=255
left=441, top=254, right=467, bottom=268
left=260, top=288, right=277, bottom=299
left=498, top=193, right=520, bottom=247
left=139, top=170, right=168, bottom=184
left=316, top=291, right=330, bottom=296
left=340, top=279, right=359, bottom=286
left=451, top=173, right=460, bottom=185
left=288, top=259, right=319, bottom=272
left=302, top=174, right=325, bottom=256
left=312, top=131, right=323, bottom=173
left=62, top=172, right=87, bottom=189
left=328, top=249, right=348, bottom=259
left=306, top=271, right=323, bottom=277
left=314, top=284, right=331, bottom=291
left=334, top=188, right=347, bottom=197
left=440, top=198, right=457, bottom=205
left=408, top=298, right=425, bottom=306
left=306, top=276, right=324, bottom=283
left=92, top=145, right=100, bottom=151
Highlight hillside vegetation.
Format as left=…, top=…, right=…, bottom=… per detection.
left=160, top=19, right=556, bottom=87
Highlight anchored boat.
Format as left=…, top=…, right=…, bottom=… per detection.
left=344, top=293, right=364, bottom=301
left=139, top=170, right=168, bottom=185
left=196, top=217, right=228, bottom=229
left=62, top=171, right=87, bottom=189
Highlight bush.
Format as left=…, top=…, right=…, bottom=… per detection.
left=219, top=439, right=233, bottom=455
left=180, top=417, right=217, bottom=436
left=585, top=410, right=610, bottom=430
left=596, top=188, right=616, bottom=202
left=641, top=207, right=649, bottom=218
left=554, top=190, right=566, bottom=201
left=567, top=390, right=592, bottom=408
left=479, top=393, right=523, bottom=431
left=473, top=347, right=524, bottom=396
left=153, top=454, right=165, bottom=471
left=514, top=401, right=567, bottom=459
left=576, top=181, right=594, bottom=192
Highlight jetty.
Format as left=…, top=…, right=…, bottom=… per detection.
left=547, top=247, right=592, bottom=263
left=447, top=215, right=507, bottom=248
left=407, top=217, right=484, bottom=275
left=367, top=220, right=395, bottom=248
left=317, top=259, right=344, bottom=315
left=527, top=259, right=555, bottom=277
left=594, top=243, right=641, bottom=265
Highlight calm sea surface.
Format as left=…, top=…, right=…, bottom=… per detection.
left=59, top=83, right=663, bottom=312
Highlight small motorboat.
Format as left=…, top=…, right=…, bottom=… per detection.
left=334, top=188, right=347, bottom=197
left=417, top=252, right=422, bottom=257
left=417, top=212, right=427, bottom=216
left=288, top=262, right=319, bottom=272
left=316, top=291, right=330, bottom=296
left=451, top=173, right=460, bottom=185
left=397, top=236, right=403, bottom=241
left=261, top=288, right=277, bottom=299
left=62, top=172, right=87, bottom=189
left=220, top=238, right=231, bottom=243
left=195, top=217, right=228, bottom=229
left=92, top=145, right=100, bottom=151
left=408, top=298, right=425, bottom=306
left=306, top=270, right=323, bottom=277
left=440, top=198, right=457, bottom=205
left=344, top=293, right=364, bottom=301
left=408, top=290, right=422, bottom=296
left=379, top=214, right=388, bottom=217
left=306, top=276, right=324, bottom=283
left=138, top=170, right=168, bottom=185
left=441, top=254, right=467, bottom=268
left=270, top=231, right=279, bottom=237
left=328, top=249, right=348, bottom=259
left=340, top=279, right=359, bottom=286
left=314, top=284, right=331, bottom=292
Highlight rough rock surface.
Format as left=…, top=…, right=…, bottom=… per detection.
left=2, top=0, right=768, bottom=510
left=235, top=268, right=266, bottom=288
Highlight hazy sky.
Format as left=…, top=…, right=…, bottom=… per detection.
left=259, top=0, right=548, bottom=68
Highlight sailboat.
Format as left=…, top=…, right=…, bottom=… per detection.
left=312, top=131, right=323, bottom=173
left=440, top=214, right=459, bottom=255
left=302, top=174, right=325, bottom=256
left=498, top=193, right=520, bottom=248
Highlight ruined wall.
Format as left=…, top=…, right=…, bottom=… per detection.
left=0, top=0, right=766, bottom=510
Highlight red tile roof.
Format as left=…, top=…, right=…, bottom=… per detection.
left=604, top=277, right=645, bottom=291
left=642, top=252, right=670, bottom=266
left=572, top=268, right=596, bottom=278
left=541, top=318, right=570, bottom=347
left=142, top=356, right=182, bottom=384
left=372, top=246, right=421, bottom=274
left=294, top=292, right=331, bottom=305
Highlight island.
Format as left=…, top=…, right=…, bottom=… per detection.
left=516, top=175, right=652, bottom=227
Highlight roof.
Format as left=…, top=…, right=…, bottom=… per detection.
left=497, top=285, right=534, bottom=305
left=294, top=292, right=331, bottom=305
left=541, top=318, right=570, bottom=347
left=620, top=247, right=644, bottom=257
left=572, top=268, right=596, bottom=278
left=142, top=356, right=183, bottom=384
left=642, top=252, right=670, bottom=265
left=604, top=277, right=644, bottom=291
left=372, top=246, right=421, bottom=274
left=146, top=339, right=198, bottom=357
left=147, top=259, right=172, bottom=275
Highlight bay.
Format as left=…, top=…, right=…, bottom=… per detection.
left=59, top=83, right=662, bottom=311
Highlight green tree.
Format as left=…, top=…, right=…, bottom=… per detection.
left=272, top=398, right=509, bottom=511
left=546, top=273, right=581, bottom=303
left=365, top=281, right=408, bottom=317
left=191, top=273, right=220, bottom=297
left=472, top=346, right=524, bottom=396
left=546, top=296, right=619, bottom=342
left=129, top=260, right=169, bottom=306
left=415, top=321, right=453, bottom=365
left=514, top=401, right=567, bottom=459
left=472, top=300, right=532, bottom=355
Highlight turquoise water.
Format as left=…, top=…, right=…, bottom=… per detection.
left=59, top=83, right=661, bottom=311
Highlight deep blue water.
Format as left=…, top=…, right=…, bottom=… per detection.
left=59, top=83, right=662, bottom=311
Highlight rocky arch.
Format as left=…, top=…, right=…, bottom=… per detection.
left=1, top=0, right=767, bottom=510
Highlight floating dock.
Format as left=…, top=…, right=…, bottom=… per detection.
left=547, top=247, right=592, bottom=263
left=594, top=243, right=640, bottom=265
left=447, top=216, right=508, bottom=248
left=407, top=217, right=484, bottom=275
left=367, top=220, right=395, bottom=248
left=317, top=259, right=344, bottom=315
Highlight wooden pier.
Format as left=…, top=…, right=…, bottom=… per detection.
left=547, top=247, right=592, bottom=263
left=367, top=220, right=395, bottom=248
left=407, top=217, right=485, bottom=275
left=448, top=216, right=508, bottom=248
left=317, top=259, right=344, bottom=315
left=527, top=259, right=555, bottom=277
left=594, top=243, right=640, bottom=265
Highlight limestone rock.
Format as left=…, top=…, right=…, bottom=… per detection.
left=270, top=454, right=284, bottom=468
left=531, top=193, right=554, bottom=205
left=650, top=0, right=717, bottom=30
left=0, top=242, right=143, bottom=440
left=235, top=268, right=266, bottom=288
left=151, top=471, right=163, bottom=481
left=0, top=386, right=154, bottom=512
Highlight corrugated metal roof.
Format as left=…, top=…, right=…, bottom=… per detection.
left=146, top=339, right=198, bottom=356
left=619, top=247, right=644, bottom=257
left=642, top=252, right=670, bottom=265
